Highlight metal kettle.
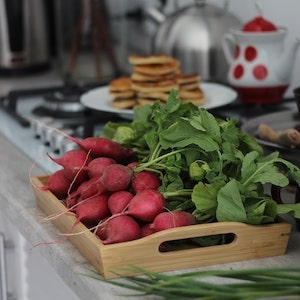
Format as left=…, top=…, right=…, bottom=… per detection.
left=147, top=0, right=242, bottom=83
left=0, top=0, right=51, bottom=75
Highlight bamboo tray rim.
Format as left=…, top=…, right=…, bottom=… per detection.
left=30, top=175, right=290, bottom=248
left=30, top=175, right=292, bottom=278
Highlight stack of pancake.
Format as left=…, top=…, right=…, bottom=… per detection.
left=109, top=54, right=205, bottom=109
left=177, top=73, right=205, bottom=106
left=129, top=54, right=181, bottom=106
left=109, top=77, right=137, bottom=109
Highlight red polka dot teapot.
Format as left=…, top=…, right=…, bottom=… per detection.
left=222, top=13, right=300, bottom=104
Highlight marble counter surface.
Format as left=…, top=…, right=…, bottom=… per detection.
left=0, top=132, right=299, bottom=300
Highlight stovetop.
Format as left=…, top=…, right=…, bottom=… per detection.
left=0, top=86, right=123, bottom=173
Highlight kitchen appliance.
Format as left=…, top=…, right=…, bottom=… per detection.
left=0, top=0, right=51, bottom=75
left=223, top=27, right=300, bottom=104
left=147, top=0, right=242, bottom=83
left=0, top=77, right=125, bottom=173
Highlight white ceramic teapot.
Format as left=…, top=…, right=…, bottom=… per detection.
left=222, top=14, right=300, bottom=104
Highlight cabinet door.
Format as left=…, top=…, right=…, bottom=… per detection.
left=0, top=211, right=79, bottom=300
left=0, top=233, right=8, bottom=300
left=0, top=212, right=26, bottom=300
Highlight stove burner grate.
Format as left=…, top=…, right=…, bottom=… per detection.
left=1, top=85, right=64, bottom=126
left=0, top=78, right=105, bottom=125
left=32, top=105, right=89, bottom=119
left=32, top=86, right=87, bottom=118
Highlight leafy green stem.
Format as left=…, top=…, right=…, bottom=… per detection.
left=242, top=161, right=272, bottom=186
left=216, top=150, right=223, bottom=176
left=134, top=148, right=187, bottom=173
left=163, top=189, right=193, bottom=199
left=149, top=143, right=162, bottom=161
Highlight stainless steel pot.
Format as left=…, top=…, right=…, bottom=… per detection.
left=0, top=0, right=51, bottom=75
left=148, top=0, right=242, bottom=83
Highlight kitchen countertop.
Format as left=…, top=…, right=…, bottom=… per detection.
left=0, top=131, right=300, bottom=300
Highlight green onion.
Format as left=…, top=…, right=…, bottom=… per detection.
left=86, top=266, right=300, bottom=299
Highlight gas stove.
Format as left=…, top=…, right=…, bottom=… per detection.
left=0, top=81, right=123, bottom=173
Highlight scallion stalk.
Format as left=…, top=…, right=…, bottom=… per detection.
left=86, top=266, right=300, bottom=299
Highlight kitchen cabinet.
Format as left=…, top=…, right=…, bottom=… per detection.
left=0, top=212, right=79, bottom=300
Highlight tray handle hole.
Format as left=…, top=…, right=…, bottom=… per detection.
left=158, top=232, right=236, bottom=253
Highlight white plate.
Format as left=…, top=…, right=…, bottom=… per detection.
left=80, top=82, right=237, bottom=119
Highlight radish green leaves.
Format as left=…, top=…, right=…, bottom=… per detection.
left=103, top=90, right=300, bottom=225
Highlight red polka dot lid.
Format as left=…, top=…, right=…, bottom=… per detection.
left=242, top=3, right=277, bottom=32
left=242, top=17, right=277, bottom=32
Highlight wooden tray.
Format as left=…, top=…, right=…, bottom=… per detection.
left=31, top=176, right=292, bottom=279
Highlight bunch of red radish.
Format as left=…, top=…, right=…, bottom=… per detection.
left=41, top=136, right=196, bottom=245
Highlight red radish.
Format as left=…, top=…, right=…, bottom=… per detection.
left=64, top=177, right=104, bottom=210
left=100, top=164, right=133, bottom=192
left=61, top=135, right=134, bottom=161
left=41, top=169, right=74, bottom=199
left=79, top=177, right=107, bottom=200
left=125, top=189, right=166, bottom=222
left=69, top=170, right=89, bottom=187
left=65, top=179, right=90, bottom=208
left=151, top=211, right=196, bottom=232
left=87, top=157, right=116, bottom=178
left=98, top=190, right=165, bottom=238
left=47, top=149, right=92, bottom=170
left=140, top=223, right=156, bottom=237
left=95, top=224, right=107, bottom=240
left=65, top=176, right=105, bottom=200
left=76, top=194, right=110, bottom=227
left=131, top=171, right=161, bottom=193
left=37, top=194, right=110, bottom=248
left=65, top=191, right=79, bottom=211
left=47, top=149, right=92, bottom=184
left=101, top=215, right=141, bottom=244
left=107, top=190, right=134, bottom=214
left=127, top=161, right=139, bottom=169
left=66, top=178, right=91, bottom=201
